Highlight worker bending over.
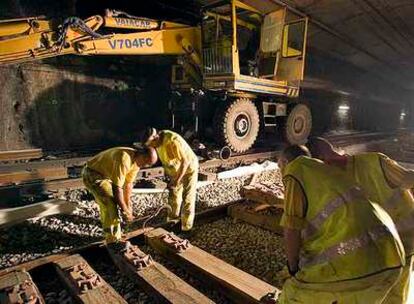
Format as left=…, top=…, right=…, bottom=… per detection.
left=277, top=145, right=405, bottom=304
left=144, top=128, right=198, bottom=232
left=309, top=137, right=414, bottom=303
left=82, top=146, right=157, bottom=243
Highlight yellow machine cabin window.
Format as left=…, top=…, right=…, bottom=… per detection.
left=202, top=5, right=234, bottom=75
left=282, top=21, right=305, bottom=58
left=258, top=8, right=286, bottom=78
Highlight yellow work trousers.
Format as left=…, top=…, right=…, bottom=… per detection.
left=82, top=167, right=122, bottom=243
left=384, top=256, right=413, bottom=304
left=168, top=170, right=198, bottom=231
left=279, top=267, right=402, bottom=304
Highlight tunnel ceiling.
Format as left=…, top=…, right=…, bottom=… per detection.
left=200, top=0, right=414, bottom=91
left=3, top=0, right=413, bottom=100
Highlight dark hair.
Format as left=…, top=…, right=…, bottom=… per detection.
left=281, top=145, right=311, bottom=162
left=136, top=145, right=153, bottom=156
left=140, top=127, right=156, bottom=143
left=307, top=137, right=334, bottom=158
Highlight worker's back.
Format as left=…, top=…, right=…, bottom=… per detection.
left=284, top=156, right=405, bottom=283
left=349, top=152, right=414, bottom=256
left=86, top=147, right=138, bottom=187
left=156, top=130, right=198, bottom=176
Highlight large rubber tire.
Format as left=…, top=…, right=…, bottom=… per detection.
left=214, top=97, right=260, bottom=153
left=283, top=103, right=312, bottom=145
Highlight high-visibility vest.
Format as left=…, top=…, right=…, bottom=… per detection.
left=284, top=156, right=404, bottom=283
left=351, top=152, right=414, bottom=257
left=156, top=130, right=198, bottom=177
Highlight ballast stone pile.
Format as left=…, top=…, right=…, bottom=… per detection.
left=0, top=170, right=283, bottom=271
left=87, top=255, right=154, bottom=304
left=44, top=290, right=73, bottom=304
left=188, top=218, right=287, bottom=287
left=140, top=244, right=229, bottom=304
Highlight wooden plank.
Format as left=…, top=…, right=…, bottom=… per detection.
left=54, top=254, right=126, bottom=304
left=0, top=167, right=68, bottom=185
left=0, top=270, right=45, bottom=303
left=0, top=199, right=76, bottom=227
left=198, top=172, right=217, bottom=181
left=146, top=228, right=280, bottom=304
left=241, top=184, right=284, bottom=206
left=0, top=156, right=89, bottom=174
left=0, top=178, right=84, bottom=198
left=107, top=241, right=213, bottom=304
left=0, top=149, right=43, bottom=162
left=136, top=166, right=165, bottom=179
left=132, top=181, right=213, bottom=194
left=228, top=201, right=283, bottom=234
left=40, top=177, right=83, bottom=191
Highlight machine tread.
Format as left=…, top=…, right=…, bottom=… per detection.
left=214, top=97, right=260, bottom=153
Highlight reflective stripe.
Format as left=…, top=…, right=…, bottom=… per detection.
left=300, top=225, right=390, bottom=268
left=302, top=186, right=364, bottom=240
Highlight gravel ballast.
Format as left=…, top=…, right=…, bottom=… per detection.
left=0, top=168, right=285, bottom=303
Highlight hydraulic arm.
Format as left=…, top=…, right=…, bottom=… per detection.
left=0, top=10, right=201, bottom=81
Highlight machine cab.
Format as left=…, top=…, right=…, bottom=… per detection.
left=202, top=0, right=308, bottom=97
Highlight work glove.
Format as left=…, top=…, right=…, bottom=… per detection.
left=168, top=178, right=178, bottom=189
left=122, top=210, right=134, bottom=223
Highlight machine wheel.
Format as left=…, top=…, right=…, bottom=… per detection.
left=283, top=103, right=312, bottom=145
left=214, top=97, right=260, bottom=153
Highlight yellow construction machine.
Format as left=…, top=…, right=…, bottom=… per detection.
left=0, top=0, right=310, bottom=152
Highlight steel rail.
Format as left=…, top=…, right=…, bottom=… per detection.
left=0, top=132, right=395, bottom=196
left=0, top=150, right=280, bottom=195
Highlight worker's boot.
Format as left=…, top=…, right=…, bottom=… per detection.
left=106, top=240, right=129, bottom=252
left=178, top=229, right=194, bottom=239
left=166, top=218, right=180, bottom=229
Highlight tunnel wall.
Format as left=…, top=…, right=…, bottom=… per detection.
left=0, top=58, right=172, bottom=151
left=304, top=47, right=408, bottom=134
left=307, top=92, right=403, bottom=135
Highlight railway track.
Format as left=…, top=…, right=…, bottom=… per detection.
left=0, top=131, right=396, bottom=201
left=326, top=131, right=394, bottom=146
left=0, top=150, right=280, bottom=207
left=0, top=204, right=281, bottom=304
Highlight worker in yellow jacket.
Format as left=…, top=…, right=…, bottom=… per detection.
left=277, top=145, right=405, bottom=304
left=308, top=137, right=414, bottom=303
left=82, top=146, right=157, bottom=243
left=144, top=128, right=198, bottom=231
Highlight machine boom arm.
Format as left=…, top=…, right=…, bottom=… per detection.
left=0, top=11, right=201, bottom=67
